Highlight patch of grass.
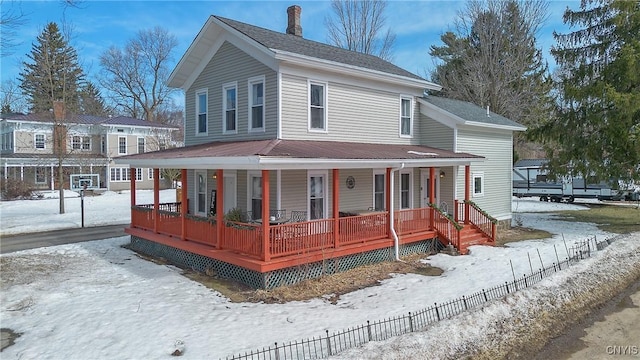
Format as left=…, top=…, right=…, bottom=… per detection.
left=556, top=204, right=640, bottom=234
left=496, top=227, right=554, bottom=246
left=182, top=253, right=443, bottom=304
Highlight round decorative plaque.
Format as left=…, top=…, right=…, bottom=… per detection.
left=346, top=176, right=355, bottom=189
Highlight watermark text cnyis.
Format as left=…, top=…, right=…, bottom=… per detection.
left=605, top=345, right=639, bottom=355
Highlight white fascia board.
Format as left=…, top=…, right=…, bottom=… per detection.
left=274, top=51, right=441, bottom=91
left=175, top=19, right=279, bottom=91
left=463, top=121, right=527, bottom=132
left=114, top=156, right=482, bottom=170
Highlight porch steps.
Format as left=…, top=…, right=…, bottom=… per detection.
left=458, top=226, right=494, bottom=255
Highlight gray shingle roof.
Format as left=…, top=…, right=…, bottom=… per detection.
left=514, top=159, right=547, bottom=168
left=215, top=16, right=425, bottom=81
left=422, top=96, right=526, bottom=129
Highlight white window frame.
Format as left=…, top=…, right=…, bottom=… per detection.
left=72, top=135, right=91, bottom=151
left=223, top=82, right=238, bottom=134
left=195, top=170, right=207, bottom=216
left=248, top=75, right=265, bottom=132
left=307, top=170, right=328, bottom=220
left=247, top=170, right=262, bottom=219
left=399, top=95, right=413, bottom=138
left=34, top=133, right=45, bottom=150
left=135, top=168, right=143, bottom=181
left=137, top=137, right=145, bottom=154
left=148, top=168, right=154, bottom=180
left=473, top=172, right=485, bottom=197
left=308, top=80, right=328, bottom=132
left=372, top=169, right=386, bottom=211
left=195, top=89, right=208, bottom=136
left=110, top=167, right=131, bottom=182
left=118, top=136, right=127, bottom=155
left=35, top=167, right=47, bottom=184
left=399, top=169, right=413, bottom=209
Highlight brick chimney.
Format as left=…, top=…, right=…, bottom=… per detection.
left=53, top=100, right=65, bottom=121
left=286, top=5, right=302, bottom=37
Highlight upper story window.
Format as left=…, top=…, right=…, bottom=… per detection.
left=118, top=136, right=127, bottom=155
left=248, top=76, right=265, bottom=131
left=309, top=81, right=327, bottom=132
left=137, top=137, right=145, bottom=154
left=72, top=136, right=91, bottom=151
left=101, top=136, right=106, bottom=153
left=223, top=82, right=237, bottom=134
left=196, top=89, right=208, bottom=136
left=2, top=132, right=14, bottom=150
left=400, top=96, right=413, bottom=137
left=35, top=134, right=45, bottom=149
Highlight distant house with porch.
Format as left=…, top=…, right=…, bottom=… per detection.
left=0, top=102, right=178, bottom=193
left=115, top=5, right=525, bottom=289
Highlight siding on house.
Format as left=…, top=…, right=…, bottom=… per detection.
left=419, top=115, right=454, bottom=151
left=280, top=72, right=422, bottom=144
left=456, top=127, right=514, bottom=220
left=184, top=41, right=278, bottom=146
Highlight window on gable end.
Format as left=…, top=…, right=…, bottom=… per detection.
left=35, top=134, right=45, bottom=149
left=248, top=76, right=265, bottom=131
left=309, top=81, right=327, bottom=131
left=400, top=96, right=413, bottom=137
left=196, top=89, right=208, bottom=135
left=223, top=82, right=237, bottom=134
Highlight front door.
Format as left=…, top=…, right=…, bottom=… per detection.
left=420, top=169, right=440, bottom=208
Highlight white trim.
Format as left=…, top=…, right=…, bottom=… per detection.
left=398, top=168, right=413, bottom=209
left=136, top=137, right=145, bottom=154
left=247, top=75, right=266, bottom=133
left=277, top=71, right=283, bottom=139
left=307, top=170, right=328, bottom=219
left=118, top=136, right=127, bottom=155
left=195, top=88, right=209, bottom=136
left=308, top=80, right=328, bottom=133
left=34, top=133, right=46, bottom=150
left=473, top=172, right=485, bottom=197
left=222, top=81, right=238, bottom=134
left=399, top=95, right=413, bottom=138
left=194, top=170, right=207, bottom=216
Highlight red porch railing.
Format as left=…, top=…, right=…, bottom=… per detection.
left=456, top=200, right=497, bottom=241
left=393, top=208, right=431, bottom=236
left=184, top=215, right=217, bottom=246
left=221, top=221, right=263, bottom=257
left=430, top=205, right=461, bottom=249
left=338, top=213, right=388, bottom=245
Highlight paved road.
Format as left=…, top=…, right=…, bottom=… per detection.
left=0, top=224, right=128, bottom=254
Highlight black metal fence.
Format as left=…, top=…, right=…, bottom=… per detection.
left=223, top=235, right=618, bottom=360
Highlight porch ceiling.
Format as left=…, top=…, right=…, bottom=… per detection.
left=114, top=139, right=484, bottom=170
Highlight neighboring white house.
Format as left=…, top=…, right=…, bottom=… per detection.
left=0, top=103, right=178, bottom=192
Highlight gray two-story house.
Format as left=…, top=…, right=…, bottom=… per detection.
left=117, top=5, right=525, bottom=289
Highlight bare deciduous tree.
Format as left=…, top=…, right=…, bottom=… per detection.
left=429, top=0, right=552, bottom=159
left=325, top=0, right=396, bottom=61
left=1, top=79, right=27, bottom=113
left=99, top=27, right=178, bottom=122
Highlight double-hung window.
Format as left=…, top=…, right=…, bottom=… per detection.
left=35, top=167, right=46, bottom=184
left=35, top=134, right=45, bottom=149
left=309, top=81, right=327, bottom=131
left=400, top=171, right=412, bottom=209
left=400, top=96, right=412, bottom=137
left=118, top=136, right=127, bottom=155
left=137, top=137, right=145, bottom=154
left=72, top=136, right=91, bottom=151
left=223, top=82, right=237, bottom=134
left=473, top=172, right=484, bottom=197
left=248, top=76, right=265, bottom=131
left=248, top=172, right=262, bottom=220
left=196, top=89, right=208, bottom=135
left=373, top=171, right=386, bottom=211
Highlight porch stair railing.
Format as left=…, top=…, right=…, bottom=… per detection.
left=455, top=200, right=497, bottom=242
left=429, top=204, right=462, bottom=250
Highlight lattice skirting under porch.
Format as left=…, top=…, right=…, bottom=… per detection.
left=127, top=236, right=442, bottom=289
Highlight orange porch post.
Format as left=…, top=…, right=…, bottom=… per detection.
left=386, top=167, right=392, bottom=236
left=262, top=170, right=270, bottom=261
left=180, top=169, right=187, bottom=240
left=216, top=169, right=224, bottom=248
left=130, top=168, right=136, bottom=225
left=464, top=165, right=470, bottom=225
left=429, top=167, right=435, bottom=228
left=153, top=168, right=160, bottom=233
left=332, top=169, right=340, bottom=248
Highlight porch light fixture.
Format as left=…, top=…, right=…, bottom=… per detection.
left=212, top=173, right=217, bottom=180
left=440, top=171, right=445, bottom=178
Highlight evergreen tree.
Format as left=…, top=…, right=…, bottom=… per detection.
left=19, top=22, right=84, bottom=114
left=78, top=81, right=109, bottom=116
left=429, top=0, right=552, bottom=159
left=530, top=0, right=640, bottom=181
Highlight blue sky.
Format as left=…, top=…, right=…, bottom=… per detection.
left=1, top=0, right=577, bottom=93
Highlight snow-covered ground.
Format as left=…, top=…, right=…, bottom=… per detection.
left=0, top=191, right=638, bottom=359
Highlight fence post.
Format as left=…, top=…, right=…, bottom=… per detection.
left=553, top=263, right=557, bottom=272
left=274, top=342, right=280, bottom=360
left=326, top=330, right=332, bottom=356
left=435, top=303, right=441, bottom=321
left=505, top=282, right=510, bottom=294
left=462, top=296, right=468, bottom=310
left=482, top=289, right=488, bottom=302
left=524, top=275, right=528, bottom=288
left=409, top=312, right=414, bottom=332
left=367, top=320, right=372, bottom=342
left=539, top=268, right=543, bottom=280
